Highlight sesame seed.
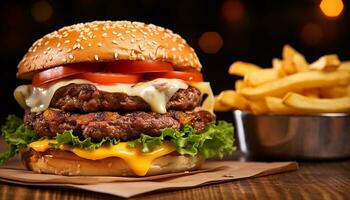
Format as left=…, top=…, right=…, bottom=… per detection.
left=44, top=41, right=49, bottom=45
left=114, top=52, right=118, bottom=59
left=94, top=55, right=99, bottom=61
left=102, top=32, right=108, bottom=38
left=117, top=33, right=122, bottom=37
left=131, top=38, right=135, bottom=43
left=73, top=43, right=81, bottom=49
left=57, top=43, right=61, bottom=48
left=88, top=43, right=92, bottom=47
left=62, top=58, right=67, bottom=62
left=97, top=42, right=102, bottom=47
left=112, top=31, right=117, bottom=35
left=69, top=54, right=74, bottom=59
left=112, top=40, right=118, bottom=45
left=138, top=44, right=144, bottom=51
left=64, top=40, right=70, bottom=44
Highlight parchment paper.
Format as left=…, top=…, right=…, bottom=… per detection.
left=0, top=159, right=298, bottom=198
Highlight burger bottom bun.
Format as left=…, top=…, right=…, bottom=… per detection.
left=20, top=149, right=204, bottom=176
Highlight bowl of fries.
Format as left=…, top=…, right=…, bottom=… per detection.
left=215, top=45, right=350, bottom=160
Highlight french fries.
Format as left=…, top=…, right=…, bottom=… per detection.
left=244, top=69, right=280, bottom=86
left=339, top=61, right=350, bottom=72
left=283, top=93, right=350, bottom=113
left=215, top=45, right=350, bottom=115
left=283, top=45, right=309, bottom=72
left=235, top=80, right=247, bottom=91
left=240, top=71, right=350, bottom=100
left=310, top=54, right=340, bottom=71
left=228, top=61, right=261, bottom=76
left=216, top=90, right=249, bottom=110
left=265, top=97, right=300, bottom=114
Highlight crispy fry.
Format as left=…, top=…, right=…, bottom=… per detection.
left=282, top=59, right=297, bottom=75
left=310, top=54, right=340, bottom=71
left=339, top=61, right=350, bottom=72
left=240, top=71, right=350, bottom=100
left=249, top=100, right=269, bottom=115
left=283, top=92, right=350, bottom=113
left=272, top=58, right=287, bottom=77
left=301, top=88, right=320, bottom=98
left=216, top=90, right=250, bottom=110
left=244, top=68, right=280, bottom=86
left=320, top=86, right=348, bottom=98
left=235, top=80, right=247, bottom=91
left=228, top=61, right=261, bottom=76
left=282, top=45, right=309, bottom=72
left=214, top=97, right=232, bottom=112
left=265, top=96, right=301, bottom=114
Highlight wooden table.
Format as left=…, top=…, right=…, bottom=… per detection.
left=0, top=160, right=349, bottom=200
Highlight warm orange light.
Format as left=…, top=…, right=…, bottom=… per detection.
left=320, top=0, right=344, bottom=17
left=221, top=0, right=244, bottom=22
left=31, top=1, right=53, bottom=22
left=198, top=32, right=223, bottom=54
left=300, top=23, right=323, bottom=45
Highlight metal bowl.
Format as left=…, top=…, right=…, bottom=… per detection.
left=233, top=110, right=350, bottom=160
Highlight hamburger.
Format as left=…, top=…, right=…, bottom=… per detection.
left=0, top=21, right=234, bottom=176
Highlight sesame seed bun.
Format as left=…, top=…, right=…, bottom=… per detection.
left=21, top=149, right=204, bottom=176
left=17, top=21, right=202, bottom=79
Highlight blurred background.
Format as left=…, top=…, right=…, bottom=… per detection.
left=0, top=0, right=348, bottom=123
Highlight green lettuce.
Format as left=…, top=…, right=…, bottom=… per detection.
left=0, top=115, right=235, bottom=164
left=128, top=121, right=235, bottom=159
left=0, top=115, right=39, bottom=164
left=52, top=130, right=119, bottom=149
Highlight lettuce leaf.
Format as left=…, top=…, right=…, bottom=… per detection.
left=1, top=115, right=235, bottom=164
left=0, top=115, right=38, bottom=164
left=128, top=121, right=235, bottom=159
left=52, top=130, right=119, bottom=149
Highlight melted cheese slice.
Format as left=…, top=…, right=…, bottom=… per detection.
left=189, top=82, right=215, bottom=113
left=14, top=78, right=188, bottom=113
left=28, top=139, right=176, bottom=176
left=14, top=78, right=215, bottom=113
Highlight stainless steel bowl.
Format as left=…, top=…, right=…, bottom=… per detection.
left=233, top=110, right=350, bottom=160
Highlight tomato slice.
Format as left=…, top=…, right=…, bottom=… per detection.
left=145, top=71, right=204, bottom=82
left=73, top=72, right=142, bottom=84
left=32, top=64, right=98, bottom=86
left=106, top=60, right=173, bottom=73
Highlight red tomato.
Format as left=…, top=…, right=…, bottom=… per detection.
left=145, top=71, right=203, bottom=82
left=32, top=65, right=97, bottom=86
left=106, top=60, right=173, bottom=73
left=73, top=72, right=142, bottom=84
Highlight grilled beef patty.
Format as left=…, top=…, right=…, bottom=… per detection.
left=24, top=109, right=215, bottom=141
left=50, top=84, right=202, bottom=112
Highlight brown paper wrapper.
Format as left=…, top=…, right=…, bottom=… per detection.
left=0, top=159, right=298, bottom=198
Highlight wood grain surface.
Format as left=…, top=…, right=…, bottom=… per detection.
left=0, top=160, right=349, bottom=200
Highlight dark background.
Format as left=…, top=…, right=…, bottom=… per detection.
left=0, top=0, right=349, bottom=122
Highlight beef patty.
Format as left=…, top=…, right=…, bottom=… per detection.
left=24, top=109, right=215, bottom=141
left=50, top=84, right=202, bottom=112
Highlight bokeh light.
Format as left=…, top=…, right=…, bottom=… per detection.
left=320, top=0, right=344, bottom=17
left=221, top=0, right=245, bottom=22
left=31, top=1, right=53, bottom=22
left=198, top=32, right=224, bottom=54
left=300, top=23, right=323, bottom=46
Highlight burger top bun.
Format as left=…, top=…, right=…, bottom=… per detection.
left=17, top=21, right=202, bottom=79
